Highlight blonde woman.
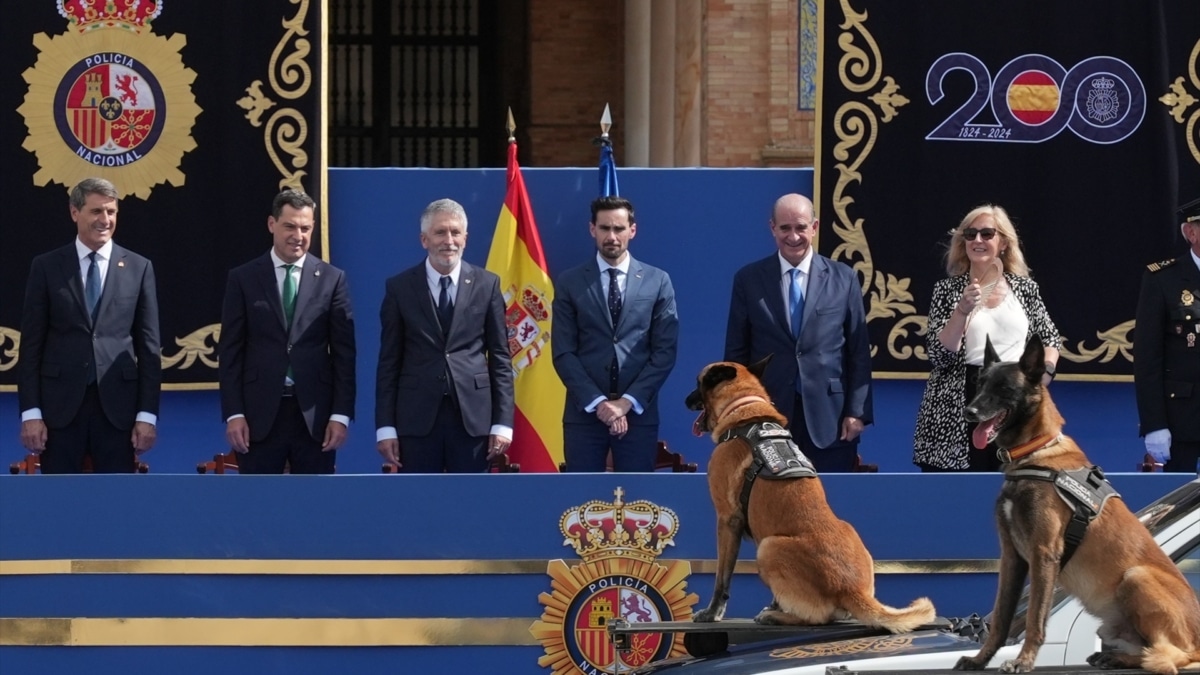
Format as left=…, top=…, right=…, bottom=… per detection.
left=912, top=205, right=1061, bottom=471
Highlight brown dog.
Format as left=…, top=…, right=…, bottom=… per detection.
left=954, top=337, right=1200, bottom=674
left=685, top=357, right=936, bottom=630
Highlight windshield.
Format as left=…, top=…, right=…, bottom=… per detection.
left=1002, top=479, right=1200, bottom=641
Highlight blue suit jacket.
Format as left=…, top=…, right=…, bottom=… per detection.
left=552, top=255, right=679, bottom=426
left=219, top=253, right=356, bottom=442
left=723, top=253, right=872, bottom=448
left=19, top=242, right=161, bottom=430
left=374, top=261, right=514, bottom=437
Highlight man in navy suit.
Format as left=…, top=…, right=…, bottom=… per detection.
left=552, top=196, right=679, bottom=472
left=374, top=198, right=514, bottom=473
left=19, top=177, right=161, bottom=473
left=219, top=189, right=356, bottom=474
left=724, top=193, right=872, bottom=472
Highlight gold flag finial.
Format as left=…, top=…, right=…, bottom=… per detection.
left=600, top=103, right=612, bottom=138
left=506, top=107, right=516, bottom=143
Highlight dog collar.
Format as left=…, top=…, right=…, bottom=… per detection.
left=714, top=395, right=769, bottom=426
left=999, top=433, right=1062, bottom=464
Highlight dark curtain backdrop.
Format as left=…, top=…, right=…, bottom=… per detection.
left=1, top=0, right=324, bottom=388
left=816, top=0, right=1200, bottom=378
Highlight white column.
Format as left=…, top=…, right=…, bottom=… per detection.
left=624, top=1, right=651, bottom=167
left=649, top=0, right=676, bottom=167
left=675, top=0, right=702, bottom=167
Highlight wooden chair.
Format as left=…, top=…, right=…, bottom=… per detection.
left=196, top=449, right=241, bottom=474
left=381, top=453, right=521, bottom=473
left=10, top=453, right=149, bottom=474
left=556, top=441, right=698, bottom=473
left=853, top=454, right=878, bottom=473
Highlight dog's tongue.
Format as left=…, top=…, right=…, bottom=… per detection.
left=972, top=414, right=1002, bottom=449
left=692, top=411, right=707, bottom=437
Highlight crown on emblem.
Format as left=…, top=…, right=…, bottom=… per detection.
left=59, top=0, right=163, bottom=33
left=1091, top=76, right=1115, bottom=90
left=560, top=488, right=679, bottom=563
left=521, top=287, right=549, bottom=322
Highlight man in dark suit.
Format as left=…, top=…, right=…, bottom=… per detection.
left=1135, top=196, right=1200, bottom=473
left=552, top=196, right=679, bottom=472
left=219, top=189, right=356, bottom=474
left=375, top=198, right=514, bottom=473
left=19, top=177, right=161, bottom=473
left=724, top=193, right=872, bottom=473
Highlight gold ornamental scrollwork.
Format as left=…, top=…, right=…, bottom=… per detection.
left=237, top=0, right=311, bottom=192
left=1158, top=38, right=1200, bottom=165
left=828, top=1, right=918, bottom=363
left=0, top=327, right=19, bottom=372
left=160, top=324, right=221, bottom=371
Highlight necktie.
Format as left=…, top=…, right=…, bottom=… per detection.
left=437, top=275, right=453, bottom=336
left=607, top=268, right=623, bottom=326
left=282, top=264, right=297, bottom=328
left=607, top=268, right=622, bottom=396
left=85, top=251, right=101, bottom=321
left=788, top=268, right=804, bottom=338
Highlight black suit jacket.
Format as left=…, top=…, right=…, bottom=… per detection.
left=219, top=253, right=356, bottom=441
left=1135, top=254, right=1200, bottom=442
left=19, top=242, right=161, bottom=429
left=375, top=261, right=514, bottom=437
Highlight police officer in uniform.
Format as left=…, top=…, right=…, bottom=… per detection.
left=1134, top=197, right=1200, bottom=473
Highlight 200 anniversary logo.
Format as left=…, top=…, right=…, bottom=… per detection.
left=19, top=0, right=201, bottom=198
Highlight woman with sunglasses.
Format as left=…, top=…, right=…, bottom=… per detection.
left=912, top=204, right=1061, bottom=471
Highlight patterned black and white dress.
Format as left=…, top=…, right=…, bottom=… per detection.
left=912, top=273, right=1061, bottom=470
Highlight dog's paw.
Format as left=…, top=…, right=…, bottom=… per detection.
left=692, top=608, right=721, bottom=623
left=1086, top=651, right=1131, bottom=669
left=753, top=609, right=784, bottom=625
left=999, top=658, right=1035, bottom=673
left=953, top=656, right=987, bottom=670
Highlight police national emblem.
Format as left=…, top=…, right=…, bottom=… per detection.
left=18, top=0, right=201, bottom=199
left=530, top=488, right=698, bottom=674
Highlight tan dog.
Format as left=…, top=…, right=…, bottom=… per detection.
left=685, top=358, right=936, bottom=630
left=954, top=337, right=1200, bottom=674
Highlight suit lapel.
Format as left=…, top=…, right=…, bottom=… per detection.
left=59, top=245, right=90, bottom=325
left=410, top=265, right=440, bottom=335
left=617, top=258, right=643, bottom=332
left=95, top=245, right=127, bottom=324
left=758, top=256, right=792, bottom=338
left=583, top=261, right=610, bottom=327
left=452, top=262, right=478, bottom=338
left=255, top=254, right=287, bottom=331
left=800, top=254, right=828, bottom=337
left=290, top=257, right=324, bottom=337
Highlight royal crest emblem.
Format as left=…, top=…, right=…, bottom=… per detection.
left=504, top=284, right=552, bottom=374
left=531, top=488, right=698, bottom=674
left=18, top=0, right=202, bottom=199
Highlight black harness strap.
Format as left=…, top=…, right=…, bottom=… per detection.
left=720, top=422, right=818, bottom=539
left=1005, top=465, right=1120, bottom=568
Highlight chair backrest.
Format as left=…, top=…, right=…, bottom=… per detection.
left=381, top=455, right=521, bottom=474
left=196, top=450, right=241, bottom=474
left=10, top=454, right=148, bottom=474
left=1137, top=453, right=1162, bottom=472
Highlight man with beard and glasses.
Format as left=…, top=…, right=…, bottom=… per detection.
left=375, top=198, right=514, bottom=473
left=552, top=195, right=679, bottom=472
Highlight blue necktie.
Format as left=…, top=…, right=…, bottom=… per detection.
left=437, top=275, right=453, bottom=337
left=85, top=251, right=101, bottom=322
left=607, top=268, right=622, bottom=396
left=788, top=268, right=804, bottom=338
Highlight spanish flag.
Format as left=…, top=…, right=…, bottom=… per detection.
left=485, top=142, right=565, bottom=472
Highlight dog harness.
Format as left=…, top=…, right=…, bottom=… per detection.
left=1004, top=464, right=1121, bottom=567
left=719, top=421, right=818, bottom=537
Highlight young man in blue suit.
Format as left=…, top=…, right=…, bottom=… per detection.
left=552, top=196, right=679, bottom=472
left=724, top=193, right=872, bottom=472
left=19, top=177, right=161, bottom=473
left=374, top=199, right=514, bottom=473
left=219, top=189, right=356, bottom=474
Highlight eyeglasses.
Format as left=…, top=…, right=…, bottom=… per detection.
left=961, top=227, right=998, bottom=241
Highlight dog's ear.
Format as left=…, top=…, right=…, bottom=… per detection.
left=983, top=335, right=1000, bottom=368
left=701, top=364, right=739, bottom=390
left=1018, top=336, right=1046, bottom=383
left=747, top=354, right=772, bottom=380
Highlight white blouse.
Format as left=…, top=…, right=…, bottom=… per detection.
left=964, top=290, right=1029, bottom=365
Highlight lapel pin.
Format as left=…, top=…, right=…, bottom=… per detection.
left=314, top=269, right=320, bottom=277
left=117, top=261, right=125, bottom=267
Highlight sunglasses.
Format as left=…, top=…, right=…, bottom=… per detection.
left=961, top=227, right=998, bottom=241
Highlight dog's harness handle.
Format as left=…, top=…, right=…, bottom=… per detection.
left=721, top=422, right=818, bottom=538
left=1005, top=465, right=1120, bottom=568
